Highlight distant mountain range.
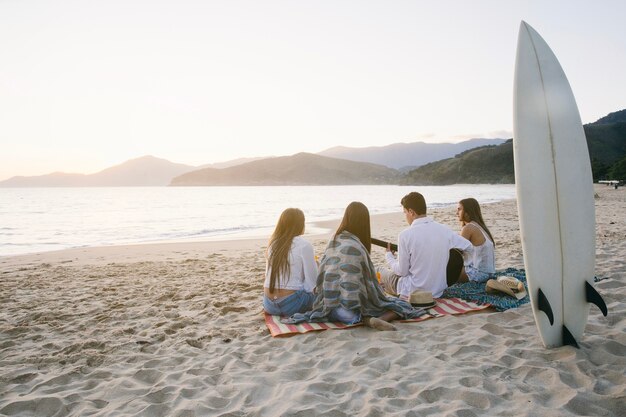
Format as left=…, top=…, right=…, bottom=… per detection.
left=0, top=138, right=502, bottom=187
left=318, top=138, right=506, bottom=171
left=171, top=153, right=400, bottom=186
left=2, top=110, right=624, bottom=187
left=0, top=156, right=196, bottom=187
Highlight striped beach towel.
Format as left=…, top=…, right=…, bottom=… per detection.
left=265, top=297, right=491, bottom=337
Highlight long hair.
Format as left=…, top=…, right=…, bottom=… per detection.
left=267, top=208, right=305, bottom=292
left=334, top=201, right=371, bottom=253
left=459, top=198, right=495, bottom=246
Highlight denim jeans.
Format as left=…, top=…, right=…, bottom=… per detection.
left=328, top=306, right=361, bottom=325
left=263, top=290, right=315, bottom=317
left=465, top=266, right=494, bottom=283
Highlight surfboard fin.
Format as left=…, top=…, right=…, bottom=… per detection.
left=585, top=282, right=608, bottom=316
left=537, top=288, right=554, bottom=325
left=562, top=325, right=579, bottom=348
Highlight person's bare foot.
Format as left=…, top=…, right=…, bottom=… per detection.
left=365, top=317, right=397, bottom=331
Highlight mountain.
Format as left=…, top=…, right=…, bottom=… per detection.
left=318, top=138, right=507, bottom=170
left=592, top=109, right=626, bottom=125
left=198, top=156, right=271, bottom=170
left=402, top=108, right=626, bottom=184
left=401, top=141, right=514, bottom=185
left=5, top=109, right=623, bottom=187
left=585, top=111, right=626, bottom=180
left=85, top=155, right=197, bottom=186
left=0, top=156, right=197, bottom=187
left=170, top=152, right=400, bottom=186
left=0, top=172, right=90, bottom=187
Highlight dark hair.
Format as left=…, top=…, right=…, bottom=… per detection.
left=459, top=198, right=495, bottom=246
left=334, top=201, right=371, bottom=253
left=401, top=192, right=427, bottom=215
left=267, top=208, right=305, bottom=292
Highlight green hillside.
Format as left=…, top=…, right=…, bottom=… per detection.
left=402, top=109, right=626, bottom=184
left=400, top=141, right=514, bottom=185
left=170, top=152, right=400, bottom=186
left=592, top=109, right=626, bottom=125
left=585, top=122, right=626, bottom=180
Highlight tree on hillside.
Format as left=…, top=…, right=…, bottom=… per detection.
left=591, top=158, right=610, bottom=182
left=608, top=156, right=626, bottom=181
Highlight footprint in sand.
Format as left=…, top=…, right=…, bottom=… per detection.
left=186, top=339, right=203, bottom=349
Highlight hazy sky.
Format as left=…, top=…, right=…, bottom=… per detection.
left=1, top=0, right=625, bottom=180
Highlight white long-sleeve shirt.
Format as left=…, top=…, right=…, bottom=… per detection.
left=264, top=236, right=318, bottom=292
left=385, top=217, right=472, bottom=298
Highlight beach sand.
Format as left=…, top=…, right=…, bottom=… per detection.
left=1, top=185, right=624, bottom=416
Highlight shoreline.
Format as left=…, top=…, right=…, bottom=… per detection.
left=0, top=199, right=513, bottom=268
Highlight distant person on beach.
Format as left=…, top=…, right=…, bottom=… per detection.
left=378, top=191, right=472, bottom=299
left=263, top=208, right=317, bottom=316
left=456, top=198, right=496, bottom=283
left=286, top=202, right=425, bottom=331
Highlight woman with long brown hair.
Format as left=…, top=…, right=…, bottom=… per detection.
left=286, top=202, right=425, bottom=331
left=457, top=198, right=496, bottom=282
left=263, top=208, right=317, bottom=316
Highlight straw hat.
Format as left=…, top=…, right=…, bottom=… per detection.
left=486, top=276, right=527, bottom=300
left=409, top=290, right=436, bottom=309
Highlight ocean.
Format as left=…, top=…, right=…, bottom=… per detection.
left=0, top=184, right=516, bottom=256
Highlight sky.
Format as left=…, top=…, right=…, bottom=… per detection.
left=1, top=0, right=625, bottom=180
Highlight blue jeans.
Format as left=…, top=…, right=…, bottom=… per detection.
left=328, top=306, right=362, bottom=325
left=466, top=265, right=494, bottom=283
left=263, top=290, right=315, bottom=317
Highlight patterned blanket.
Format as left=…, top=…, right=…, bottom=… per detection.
left=443, top=267, right=530, bottom=311
left=265, top=297, right=491, bottom=337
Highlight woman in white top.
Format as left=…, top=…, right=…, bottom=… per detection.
left=456, top=198, right=496, bottom=283
left=263, top=208, right=318, bottom=316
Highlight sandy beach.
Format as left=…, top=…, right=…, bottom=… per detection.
left=1, top=185, right=624, bottom=416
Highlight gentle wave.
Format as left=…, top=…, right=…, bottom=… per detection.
left=154, top=225, right=266, bottom=240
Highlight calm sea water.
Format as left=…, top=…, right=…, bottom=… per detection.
left=0, top=185, right=515, bottom=256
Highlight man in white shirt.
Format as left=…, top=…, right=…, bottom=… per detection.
left=380, top=192, right=472, bottom=300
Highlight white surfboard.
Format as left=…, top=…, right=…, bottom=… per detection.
left=513, top=21, right=606, bottom=348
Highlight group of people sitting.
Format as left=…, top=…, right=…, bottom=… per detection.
left=262, top=191, right=496, bottom=331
